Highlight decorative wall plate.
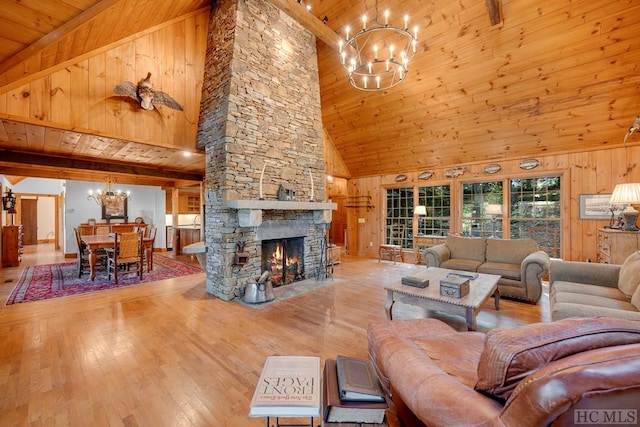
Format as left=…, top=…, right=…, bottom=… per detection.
left=444, top=166, right=466, bottom=178
left=418, top=171, right=434, bottom=180
left=483, top=163, right=502, bottom=174
left=395, top=174, right=408, bottom=182
left=519, top=158, right=540, bottom=170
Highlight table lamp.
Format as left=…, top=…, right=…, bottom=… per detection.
left=610, top=183, right=640, bottom=231
left=414, top=205, right=427, bottom=235
left=486, top=204, right=503, bottom=238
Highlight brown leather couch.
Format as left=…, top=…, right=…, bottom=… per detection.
left=368, top=317, right=640, bottom=426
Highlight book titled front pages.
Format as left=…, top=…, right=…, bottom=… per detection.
left=249, top=356, right=321, bottom=417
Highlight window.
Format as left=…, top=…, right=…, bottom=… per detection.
left=510, top=176, right=561, bottom=258
left=417, top=185, right=451, bottom=236
left=385, top=187, right=413, bottom=248
left=460, top=176, right=561, bottom=257
left=461, top=181, right=503, bottom=238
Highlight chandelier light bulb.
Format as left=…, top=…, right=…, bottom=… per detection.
left=345, top=26, right=350, bottom=40
left=384, top=10, right=389, bottom=26
left=362, top=14, right=367, bottom=30
left=404, top=14, right=409, bottom=30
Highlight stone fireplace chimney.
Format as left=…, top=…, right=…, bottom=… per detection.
left=197, top=0, right=335, bottom=300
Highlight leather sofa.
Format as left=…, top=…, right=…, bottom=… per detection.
left=367, top=317, right=640, bottom=427
left=549, top=251, right=640, bottom=321
left=422, top=234, right=550, bottom=303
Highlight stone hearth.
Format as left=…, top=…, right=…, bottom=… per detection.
left=196, top=0, right=332, bottom=301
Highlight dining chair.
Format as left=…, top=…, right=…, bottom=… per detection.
left=74, top=227, right=90, bottom=278
left=106, top=232, right=143, bottom=284
left=96, top=226, right=111, bottom=235
left=143, top=226, right=157, bottom=272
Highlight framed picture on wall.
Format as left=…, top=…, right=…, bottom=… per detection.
left=579, top=194, right=623, bottom=219
left=102, top=199, right=128, bottom=221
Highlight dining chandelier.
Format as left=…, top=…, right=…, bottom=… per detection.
left=339, top=1, right=418, bottom=91
left=87, top=176, right=131, bottom=207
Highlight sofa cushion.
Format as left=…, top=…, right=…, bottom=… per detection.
left=551, top=281, right=630, bottom=302
left=618, top=251, right=640, bottom=298
left=478, top=262, right=520, bottom=281
left=446, top=235, right=486, bottom=263
left=474, top=317, right=640, bottom=401
left=552, top=288, right=636, bottom=311
left=441, top=258, right=483, bottom=272
left=485, top=238, right=538, bottom=265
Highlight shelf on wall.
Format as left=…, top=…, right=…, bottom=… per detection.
left=346, top=195, right=374, bottom=211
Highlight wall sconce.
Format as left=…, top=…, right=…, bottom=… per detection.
left=2, top=188, right=17, bottom=211
left=486, top=204, right=503, bottom=238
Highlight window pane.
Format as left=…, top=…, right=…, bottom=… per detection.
left=461, top=181, right=503, bottom=238
left=510, top=176, right=562, bottom=258
left=386, top=187, right=413, bottom=248
left=417, top=184, right=451, bottom=236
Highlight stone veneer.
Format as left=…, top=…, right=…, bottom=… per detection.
left=197, top=0, right=328, bottom=300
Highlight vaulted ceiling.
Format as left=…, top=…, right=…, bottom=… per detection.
left=0, top=0, right=639, bottom=186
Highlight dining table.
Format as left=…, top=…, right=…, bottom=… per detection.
left=81, top=234, right=154, bottom=281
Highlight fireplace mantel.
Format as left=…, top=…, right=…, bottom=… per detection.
left=226, top=200, right=337, bottom=227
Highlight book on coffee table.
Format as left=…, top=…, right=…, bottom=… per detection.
left=336, top=355, right=386, bottom=402
left=249, top=355, right=321, bottom=417
left=324, top=359, right=387, bottom=423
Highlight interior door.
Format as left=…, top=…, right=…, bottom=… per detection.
left=21, top=199, right=38, bottom=245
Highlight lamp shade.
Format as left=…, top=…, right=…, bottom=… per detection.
left=486, top=204, right=503, bottom=215
left=414, top=205, right=427, bottom=216
left=609, top=183, right=640, bottom=204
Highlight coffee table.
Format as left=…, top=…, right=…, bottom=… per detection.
left=384, top=267, right=501, bottom=331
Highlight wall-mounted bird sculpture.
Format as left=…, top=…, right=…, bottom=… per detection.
left=113, top=72, right=184, bottom=111
left=623, top=115, right=640, bottom=145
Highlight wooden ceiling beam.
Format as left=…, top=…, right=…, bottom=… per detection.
left=267, top=0, right=342, bottom=48
left=485, top=0, right=503, bottom=27
left=0, top=150, right=203, bottom=183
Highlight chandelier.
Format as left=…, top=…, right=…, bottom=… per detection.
left=339, top=1, right=418, bottom=91
left=87, top=176, right=131, bottom=208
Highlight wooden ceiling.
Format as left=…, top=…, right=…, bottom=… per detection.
left=0, top=0, right=639, bottom=185
left=0, top=0, right=210, bottom=188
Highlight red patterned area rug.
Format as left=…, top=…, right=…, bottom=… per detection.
left=6, top=254, right=203, bottom=305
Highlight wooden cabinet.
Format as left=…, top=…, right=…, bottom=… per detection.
left=178, top=228, right=201, bottom=253
left=597, top=228, right=640, bottom=264
left=166, top=193, right=200, bottom=214
left=2, top=225, right=23, bottom=267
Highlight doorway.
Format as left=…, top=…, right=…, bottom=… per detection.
left=15, top=194, right=60, bottom=250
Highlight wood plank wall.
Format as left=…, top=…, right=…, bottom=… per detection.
left=326, top=144, right=640, bottom=263
left=0, top=11, right=209, bottom=151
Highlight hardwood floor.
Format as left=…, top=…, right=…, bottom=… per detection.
left=0, top=245, right=550, bottom=426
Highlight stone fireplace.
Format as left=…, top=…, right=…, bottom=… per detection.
left=196, top=0, right=335, bottom=301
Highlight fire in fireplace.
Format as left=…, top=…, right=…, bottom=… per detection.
left=262, top=237, right=305, bottom=286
